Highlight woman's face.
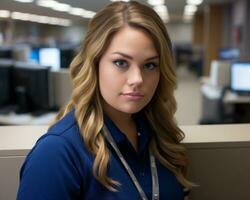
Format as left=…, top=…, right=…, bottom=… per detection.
left=98, top=26, right=160, bottom=115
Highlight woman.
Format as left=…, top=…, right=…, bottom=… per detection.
left=17, top=1, right=193, bottom=200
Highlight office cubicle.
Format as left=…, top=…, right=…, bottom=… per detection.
left=0, top=125, right=250, bottom=200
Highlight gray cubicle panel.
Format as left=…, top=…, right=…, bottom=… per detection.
left=1, top=125, right=250, bottom=200
left=0, top=126, right=47, bottom=200
left=184, top=125, right=250, bottom=200
left=187, top=142, right=250, bottom=200
left=51, top=69, right=72, bottom=109
left=0, top=155, right=26, bottom=200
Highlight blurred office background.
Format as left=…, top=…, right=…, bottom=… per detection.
left=0, top=0, right=250, bottom=126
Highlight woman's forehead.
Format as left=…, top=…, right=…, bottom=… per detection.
left=103, top=26, right=158, bottom=59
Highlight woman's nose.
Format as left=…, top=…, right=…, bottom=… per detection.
left=127, top=67, right=143, bottom=86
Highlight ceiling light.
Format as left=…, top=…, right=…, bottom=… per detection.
left=184, top=4, right=197, bottom=14
left=69, top=7, right=86, bottom=16
left=110, top=0, right=130, bottom=2
left=48, top=17, right=71, bottom=26
left=10, top=11, right=71, bottom=26
left=82, top=11, right=96, bottom=19
left=153, top=5, right=169, bottom=23
left=36, top=16, right=51, bottom=24
left=154, top=5, right=168, bottom=14
left=147, top=0, right=164, bottom=6
left=186, top=0, right=203, bottom=5
left=11, top=12, right=25, bottom=20
left=36, top=0, right=57, bottom=8
left=52, top=2, right=71, bottom=12
left=14, top=0, right=34, bottom=3
left=0, top=10, right=10, bottom=18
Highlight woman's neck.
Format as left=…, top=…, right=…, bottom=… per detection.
left=103, top=104, right=138, bottom=151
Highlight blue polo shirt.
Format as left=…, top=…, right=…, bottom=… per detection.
left=17, top=110, right=187, bottom=200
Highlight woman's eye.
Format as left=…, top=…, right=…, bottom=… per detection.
left=144, top=62, right=157, bottom=70
left=113, top=60, right=128, bottom=68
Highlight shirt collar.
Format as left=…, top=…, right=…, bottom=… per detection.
left=103, top=111, right=151, bottom=153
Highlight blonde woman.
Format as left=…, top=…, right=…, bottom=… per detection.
left=17, top=1, right=193, bottom=200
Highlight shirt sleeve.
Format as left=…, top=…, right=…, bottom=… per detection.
left=16, top=134, right=82, bottom=200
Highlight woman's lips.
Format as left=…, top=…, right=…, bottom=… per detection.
left=121, top=93, right=144, bottom=100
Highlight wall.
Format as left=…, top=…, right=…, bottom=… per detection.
left=230, top=0, right=250, bottom=59
left=166, top=22, right=193, bottom=45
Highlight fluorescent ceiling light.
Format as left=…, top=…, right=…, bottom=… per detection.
left=14, top=0, right=34, bottom=3
left=154, top=5, right=168, bottom=14
left=184, top=4, right=197, bottom=13
left=68, top=7, right=96, bottom=18
left=10, top=11, right=71, bottom=26
left=147, top=0, right=164, bottom=6
left=69, top=7, right=86, bottom=16
left=37, top=16, right=51, bottom=24
left=37, top=0, right=58, bottom=8
left=153, top=5, right=169, bottom=23
left=186, top=0, right=203, bottom=5
left=52, top=2, right=71, bottom=12
left=110, top=0, right=130, bottom=2
left=37, top=0, right=71, bottom=12
left=0, top=10, right=10, bottom=18
left=48, top=17, right=71, bottom=26
left=82, top=11, right=96, bottom=19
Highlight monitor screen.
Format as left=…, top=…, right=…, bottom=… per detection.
left=60, top=48, right=76, bottom=68
left=29, top=48, right=40, bottom=63
left=231, top=62, right=250, bottom=93
left=0, top=47, right=12, bottom=59
left=12, top=64, right=52, bottom=113
left=0, top=59, right=13, bottom=106
left=219, top=48, right=240, bottom=60
left=39, top=48, right=60, bottom=70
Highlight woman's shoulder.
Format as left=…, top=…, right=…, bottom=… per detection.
left=20, top=110, right=92, bottom=184
left=48, top=109, right=78, bottom=138
left=42, top=109, right=85, bottom=148
left=25, top=110, right=89, bottom=170
left=17, top=110, right=89, bottom=200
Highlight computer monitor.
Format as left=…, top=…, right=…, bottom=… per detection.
left=12, top=63, right=52, bottom=113
left=219, top=48, right=240, bottom=60
left=60, top=48, right=76, bottom=68
left=29, top=47, right=40, bottom=63
left=0, top=47, right=12, bottom=59
left=39, top=48, right=60, bottom=70
left=231, top=62, right=250, bottom=94
left=0, top=59, right=13, bottom=106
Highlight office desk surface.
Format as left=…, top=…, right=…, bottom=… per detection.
left=223, top=90, right=250, bottom=103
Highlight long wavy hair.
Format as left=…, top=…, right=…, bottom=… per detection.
left=52, top=0, right=193, bottom=191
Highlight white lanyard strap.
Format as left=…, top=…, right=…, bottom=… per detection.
left=102, top=125, right=159, bottom=200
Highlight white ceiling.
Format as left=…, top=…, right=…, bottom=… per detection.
left=0, top=0, right=235, bottom=23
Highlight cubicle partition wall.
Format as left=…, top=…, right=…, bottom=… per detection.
left=184, top=125, right=250, bottom=200
left=0, top=125, right=250, bottom=200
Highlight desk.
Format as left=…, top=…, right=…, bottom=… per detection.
left=200, top=83, right=250, bottom=124
left=0, top=112, right=57, bottom=125
left=223, top=90, right=250, bottom=103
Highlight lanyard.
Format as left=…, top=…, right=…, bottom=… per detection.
left=102, top=125, right=159, bottom=200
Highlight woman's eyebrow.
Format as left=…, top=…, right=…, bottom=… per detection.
left=112, top=52, right=159, bottom=61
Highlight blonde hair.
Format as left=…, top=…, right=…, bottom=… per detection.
left=52, top=0, right=193, bottom=191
